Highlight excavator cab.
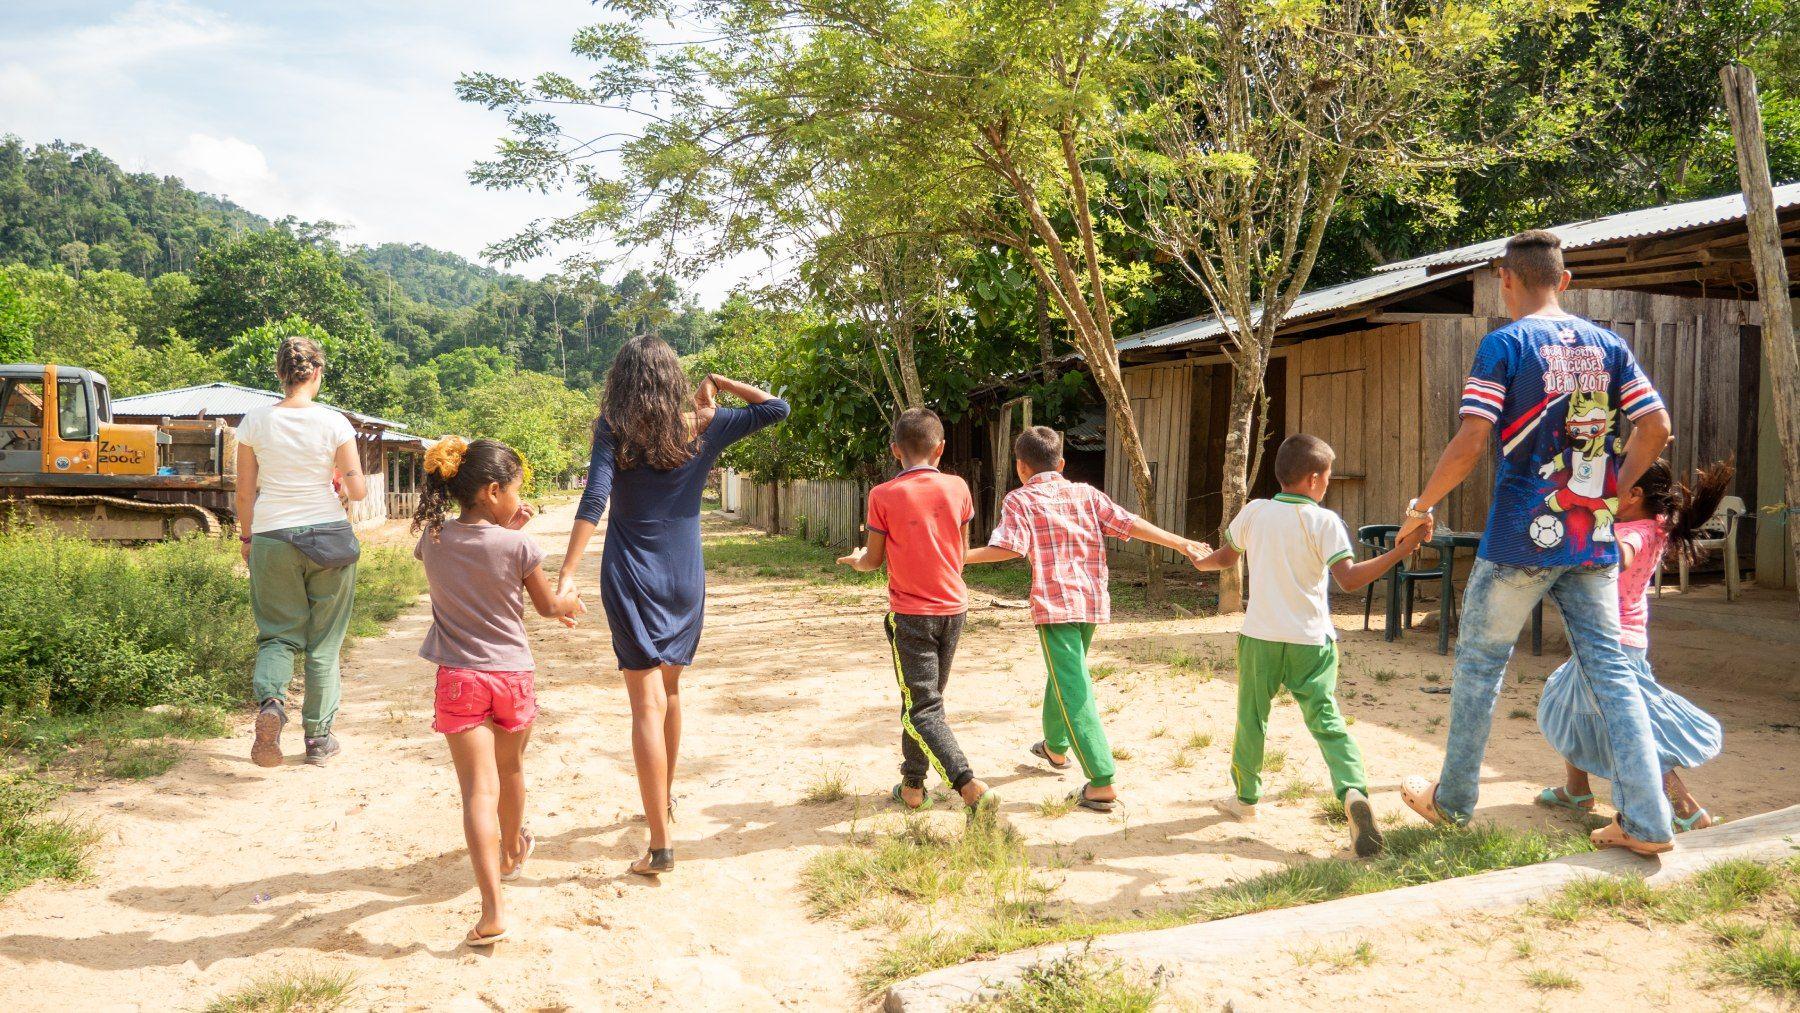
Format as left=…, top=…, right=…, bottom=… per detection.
left=0, top=365, right=163, bottom=477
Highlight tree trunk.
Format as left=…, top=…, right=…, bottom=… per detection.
left=1215, top=346, right=1266, bottom=613
left=1722, top=64, right=1800, bottom=597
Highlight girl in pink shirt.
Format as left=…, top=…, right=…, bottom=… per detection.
left=1536, top=460, right=1733, bottom=833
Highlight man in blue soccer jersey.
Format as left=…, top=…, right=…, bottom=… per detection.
left=1394, top=230, right=1676, bottom=856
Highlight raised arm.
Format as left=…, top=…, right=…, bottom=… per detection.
left=558, top=423, right=615, bottom=597
left=708, top=373, right=778, bottom=405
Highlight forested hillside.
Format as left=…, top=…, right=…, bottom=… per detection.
left=0, top=135, right=718, bottom=483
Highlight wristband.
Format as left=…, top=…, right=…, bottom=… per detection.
left=1405, top=498, right=1434, bottom=521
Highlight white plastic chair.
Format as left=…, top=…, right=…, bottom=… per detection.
left=1674, top=495, right=1747, bottom=600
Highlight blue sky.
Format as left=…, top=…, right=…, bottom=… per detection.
left=1, top=1, right=762, bottom=301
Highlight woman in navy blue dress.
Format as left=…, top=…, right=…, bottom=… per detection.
left=557, top=336, right=788, bottom=875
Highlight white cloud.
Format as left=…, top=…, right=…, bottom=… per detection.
left=171, top=133, right=359, bottom=230
left=62, top=0, right=241, bottom=69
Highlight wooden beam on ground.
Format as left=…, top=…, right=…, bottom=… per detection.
left=1723, top=63, right=1800, bottom=597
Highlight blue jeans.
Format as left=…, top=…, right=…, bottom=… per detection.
left=1438, top=558, right=1672, bottom=842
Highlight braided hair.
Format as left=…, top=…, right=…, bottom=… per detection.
left=276, top=336, right=326, bottom=390
left=413, top=436, right=524, bottom=539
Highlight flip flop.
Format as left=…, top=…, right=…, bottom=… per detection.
left=1070, top=786, right=1115, bottom=813
left=501, top=829, right=535, bottom=882
left=465, top=927, right=508, bottom=947
left=1673, top=808, right=1713, bottom=833
left=629, top=847, right=676, bottom=877
left=1030, top=741, right=1072, bottom=771
left=891, top=783, right=933, bottom=811
left=1534, top=787, right=1596, bottom=813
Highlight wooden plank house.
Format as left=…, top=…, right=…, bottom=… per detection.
left=1104, top=184, right=1800, bottom=589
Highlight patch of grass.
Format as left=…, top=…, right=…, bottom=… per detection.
left=1149, top=726, right=1168, bottom=740
left=1090, top=662, right=1118, bottom=683
left=1713, top=929, right=1800, bottom=997
left=802, top=815, right=1048, bottom=924
left=1542, top=859, right=1782, bottom=924
left=0, top=773, right=97, bottom=898
left=1183, top=730, right=1213, bottom=751
left=1315, top=796, right=1346, bottom=825
left=1295, top=940, right=1376, bottom=969
left=1035, top=795, right=1080, bottom=818
left=347, top=546, right=425, bottom=636
left=976, top=951, right=1160, bottom=1012
left=1507, top=709, right=1532, bottom=720
left=1260, top=749, right=1287, bottom=774
left=202, top=969, right=358, bottom=1013
left=0, top=706, right=228, bottom=778
left=1524, top=967, right=1581, bottom=991
left=1274, top=780, right=1316, bottom=803
left=1513, top=937, right=1535, bottom=959
left=1168, top=749, right=1193, bottom=771
left=1110, top=746, right=1134, bottom=761
left=1371, top=669, right=1399, bottom=684
left=801, top=766, right=850, bottom=805
left=851, top=822, right=1591, bottom=993
left=1424, top=672, right=1442, bottom=684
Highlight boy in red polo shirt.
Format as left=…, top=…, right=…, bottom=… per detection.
left=968, top=426, right=1207, bottom=813
left=839, top=408, right=993, bottom=813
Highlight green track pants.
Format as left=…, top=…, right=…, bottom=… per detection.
left=1038, top=622, right=1114, bottom=788
left=1232, top=635, right=1368, bottom=805
left=249, top=536, right=357, bottom=738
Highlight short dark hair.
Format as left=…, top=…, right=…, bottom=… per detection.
left=1013, top=426, right=1063, bottom=473
left=1500, top=230, right=1565, bottom=289
left=891, top=407, right=945, bottom=458
left=1274, top=433, right=1335, bottom=485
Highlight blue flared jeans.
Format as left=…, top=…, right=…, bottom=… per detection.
left=1438, top=558, right=1672, bottom=843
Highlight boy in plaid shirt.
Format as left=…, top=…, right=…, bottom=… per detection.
left=967, top=426, right=1206, bottom=812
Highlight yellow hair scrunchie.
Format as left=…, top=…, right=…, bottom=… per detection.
left=424, top=436, right=470, bottom=479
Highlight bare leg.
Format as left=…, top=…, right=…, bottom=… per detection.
left=622, top=667, right=672, bottom=853
left=1565, top=761, right=1593, bottom=799
left=1664, top=769, right=1703, bottom=820
left=494, top=725, right=532, bottom=875
left=661, top=664, right=684, bottom=798
left=445, top=724, right=504, bottom=937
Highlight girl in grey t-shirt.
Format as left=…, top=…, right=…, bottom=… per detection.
left=412, top=436, right=582, bottom=947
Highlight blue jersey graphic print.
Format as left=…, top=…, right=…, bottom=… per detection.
left=1459, top=315, right=1665, bottom=568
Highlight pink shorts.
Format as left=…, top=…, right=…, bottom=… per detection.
left=433, top=666, right=537, bottom=734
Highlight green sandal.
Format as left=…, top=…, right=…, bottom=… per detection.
left=891, top=783, right=933, bottom=811
left=1535, top=786, right=1596, bottom=812
left=1672, top=808, right=1712, bottom=833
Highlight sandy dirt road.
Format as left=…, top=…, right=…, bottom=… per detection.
left=3, top=499, right=1795, bottom=1010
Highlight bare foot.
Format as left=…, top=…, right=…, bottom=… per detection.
left=957, top=779, right=988, bottom=807
left=1083, top=784, right=1117, bottom=802
left=900, top=785, right=926, bottom=809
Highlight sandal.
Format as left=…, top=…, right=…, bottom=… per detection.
left=629, top=847, right=676, bottom=876
left=1535, top=786, right=1596, bottom=813
left=465, top=927, right=508, bottom=947
left=1673, top=808, right=1713, bottom=833
left=501, top=829, right=535, bottom=882
left=891, top=783, right=933, bottom=811
left=1031, top=741, right=1072, bottom=771
left=1070, top=786, right=1115, bottom=813
left=1591, top=817, right=1673, bottom=856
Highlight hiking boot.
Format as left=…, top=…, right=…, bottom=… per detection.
left=251, top=698, right=286, bottom=768
left=1344, top=788, right=1384, bottom=858
left=304, top=733, right=341, bottom=766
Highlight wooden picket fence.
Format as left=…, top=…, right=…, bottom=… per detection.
left=737, top=477, right=870, bottom=550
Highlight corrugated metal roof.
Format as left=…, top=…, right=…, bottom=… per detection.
left=1115, top=263, right=1478, bottom=354
left=111, top=382, right=401, bottom=429
left=1378, top=182, right=1800, bottom=274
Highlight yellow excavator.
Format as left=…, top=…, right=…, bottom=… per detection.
left=0, top=363, right=229, bottom=540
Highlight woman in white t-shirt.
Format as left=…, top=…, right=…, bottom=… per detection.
left=234, top=336, right=369, bottom=768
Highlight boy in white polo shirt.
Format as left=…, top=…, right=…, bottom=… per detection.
left=1191, top=434, right=1430, bottom=856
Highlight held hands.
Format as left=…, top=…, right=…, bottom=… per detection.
left=1396, top=513, right=1435, bottom=553
left=505, top=503, right=537, bottom=530
left=556, top=590, right=587, bottom=628
left=1182, top=540, right=1212, bottom=568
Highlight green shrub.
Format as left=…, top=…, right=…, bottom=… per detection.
left=0, top=530, right=421, bottom=716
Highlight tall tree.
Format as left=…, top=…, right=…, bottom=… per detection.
left=183, top=227, right=373, bottom=348
left=1129, top=0, right=1655, bottom=608
left=460, top=1, right=1170, bottom=558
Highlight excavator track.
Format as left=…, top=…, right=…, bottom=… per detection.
left=18, top=495, right=223, bottom=542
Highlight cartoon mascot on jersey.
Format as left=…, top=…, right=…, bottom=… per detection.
left=1532, top=389, right=1619, bottom=549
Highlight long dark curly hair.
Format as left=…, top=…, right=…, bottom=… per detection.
left=1635, top=459, right=1734, bottom=565
left=412, top=437, right=524, bottom=540
left=603, top=336, right=697, bottom=471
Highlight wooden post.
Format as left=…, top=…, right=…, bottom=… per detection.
left=1721, top=63, right=1800, bottom=597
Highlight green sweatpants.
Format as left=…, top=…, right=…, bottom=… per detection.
left=249, top=536, right=357, bottom=737
left=1232, top=635, right=1367, bottom=805
left=1038, top=622, right=1114, bottom=788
